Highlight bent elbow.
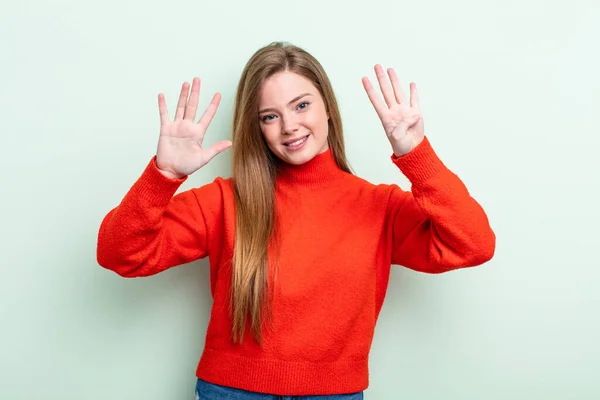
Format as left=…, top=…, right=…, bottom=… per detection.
left=438, top=228, right=496, bottom=272
left=468, top=227, right=496, bottom=266
left=97, top=257, right=146, bottom=278
left=96, top=243, right=142, bottom=278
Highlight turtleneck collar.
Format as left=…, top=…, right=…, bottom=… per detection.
left=275, top=148, right=347, bottom=189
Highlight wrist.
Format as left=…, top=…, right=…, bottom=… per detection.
left=158, top=168, right=184, bottom=180
left=153, top=157, right=186, bottom=180
left=392, top=137, right=424, bottom=158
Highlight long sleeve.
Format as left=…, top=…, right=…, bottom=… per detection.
left=96, top=156, right=210, bottom=277
left=387, top=137, right=496, bottom=273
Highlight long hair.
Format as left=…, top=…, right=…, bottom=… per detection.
left=230, top=41, right=352, bottom=345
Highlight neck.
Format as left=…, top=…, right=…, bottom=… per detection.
left=276, top=148, right=347, bottom=189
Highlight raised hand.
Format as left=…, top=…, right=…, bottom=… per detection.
left=362, top=65, right=425, bottom=157
left=155, top=77, right=232, bottom=179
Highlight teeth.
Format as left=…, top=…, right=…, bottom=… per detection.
left=287, top=136, right=307, bottom=146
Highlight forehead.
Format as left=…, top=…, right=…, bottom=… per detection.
left=259, top=71, right=317, bottom=105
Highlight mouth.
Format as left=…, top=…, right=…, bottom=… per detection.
left=283, top=134, right=310, bottom=147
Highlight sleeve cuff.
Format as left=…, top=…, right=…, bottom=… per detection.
left=390, top=136, right=446, bottom=185
left=130, top=156, right=188, bottom=205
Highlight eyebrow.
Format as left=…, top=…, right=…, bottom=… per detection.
left=258, top=93, right=312, bottom=114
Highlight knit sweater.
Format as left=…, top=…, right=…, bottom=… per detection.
left=96, top=136, right=495, bottom=396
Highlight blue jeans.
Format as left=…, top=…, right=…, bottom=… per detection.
left=195, top=379, right=364, bottom=400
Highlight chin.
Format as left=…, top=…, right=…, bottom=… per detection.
left=279, top=150, right=314, bottom=165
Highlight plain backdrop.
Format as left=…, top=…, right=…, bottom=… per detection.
left=1, top=0, right=599, bottom=399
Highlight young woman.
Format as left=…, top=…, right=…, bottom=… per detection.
left=96, top=41, right=495, bottom=399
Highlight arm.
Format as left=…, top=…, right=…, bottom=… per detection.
left=362, top=65, right=495, bottom=272
left=97, top=77, right=231, bottom=277
left=96, top=156, right=210, bottom=277
left=388, top=137, right=495, bottom=273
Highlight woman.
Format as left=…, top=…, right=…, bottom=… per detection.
left=96, top=41, right=495, bottom=399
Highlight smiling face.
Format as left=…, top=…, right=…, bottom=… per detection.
left=258, top=70, right=330, bottom=165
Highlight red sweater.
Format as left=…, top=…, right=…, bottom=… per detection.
left=96, top=136, right=495, bottom=395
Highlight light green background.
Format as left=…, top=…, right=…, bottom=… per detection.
left=2, top=0, right=599, bottom=399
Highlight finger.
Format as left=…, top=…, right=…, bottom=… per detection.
left=174, top=81, right=190, bottom=120
left=203, top=140, right=232, bottom=163
left=409, top=82, right=420, bottom=110
left=158, top=93, right=170, bottom=126
left=197, top=92, right=222, bottom=128
left=374, top=64, right=396, bottom=108
left=388, top=68, right=407, bottom=104
left=184, top=77, right=200, bottom=121
left=362, top=77, right=388, bottom=120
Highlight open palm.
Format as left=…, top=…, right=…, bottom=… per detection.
left=362, top=65, right=425, bottom=157
left=156, top=77, right=232, bottom=179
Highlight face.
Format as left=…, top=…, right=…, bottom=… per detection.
left=258, top=71, right=330, bottom=165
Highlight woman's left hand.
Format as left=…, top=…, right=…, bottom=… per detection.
left=362, top=65, right=425, bottom=157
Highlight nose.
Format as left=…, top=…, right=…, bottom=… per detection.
left=281, top=114, right=299, bottom=135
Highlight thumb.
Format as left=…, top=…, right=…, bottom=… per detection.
left=203, top=140, right=233, bottom=163
left=397, top=113, right=421, bottom=133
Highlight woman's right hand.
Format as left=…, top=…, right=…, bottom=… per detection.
left=155, top=77, right=232, bottom=179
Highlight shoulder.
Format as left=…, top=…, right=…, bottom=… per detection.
left=336, top=172, right=410, bottom=213
left=184, top=176, right=235, bottom=211
left=191, top=176, right=233, bottom=193
left=343, top=172, right=407, bottom=199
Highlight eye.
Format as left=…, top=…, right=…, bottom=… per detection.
left=261, top=114, right=276, bottom=122
left=297, top=101, right=310, bottom=110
